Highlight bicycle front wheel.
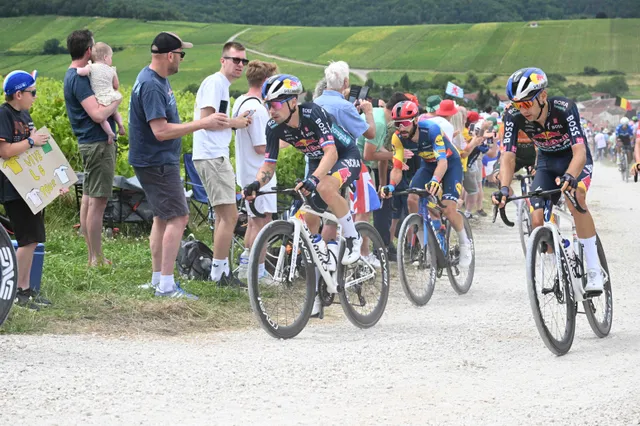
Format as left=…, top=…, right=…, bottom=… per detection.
left=446, top=212, right=475, bottom=294
left=583, top=235, right=613, bottom=337
left=397, top=213, right=437, bottom=306
left=247, top=220, right=316, bottom=339
left=0, top=226, right=17, bottom=326
left=338, top=222, right=390, bottom=329
left=526, top=227, right=576, bottom=356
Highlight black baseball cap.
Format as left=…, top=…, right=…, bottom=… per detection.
left=151, top=32, right=193, bottom=54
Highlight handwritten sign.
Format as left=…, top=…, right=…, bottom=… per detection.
left=0, top=127, right=78, bottom=214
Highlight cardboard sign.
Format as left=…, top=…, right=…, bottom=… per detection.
left=0, top=127, right=78, bottom=214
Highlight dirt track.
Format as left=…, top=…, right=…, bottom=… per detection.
left=1, top=162, right=639, bottom=425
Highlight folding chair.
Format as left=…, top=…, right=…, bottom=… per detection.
left=183, top=153, right=212, bottom=228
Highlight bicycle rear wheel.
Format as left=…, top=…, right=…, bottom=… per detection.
left=526, top=227, right=576, bottom=355
left=583, top=235, right=613, bottom=337
left=446, top=213, right=475, bottom=294
left=397, top=213, right=436, bottom=306
left=247, top=220, right=315, bottom=339
left=338, top=222, right=390, bottom=328
left=0, top=226, right=17, bottom=326
left=517, top=201, right=532, bottom=257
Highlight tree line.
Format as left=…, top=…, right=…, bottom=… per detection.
left=0, top=0, right=637, bottom=26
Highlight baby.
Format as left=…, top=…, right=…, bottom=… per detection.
left=77, top=42, right=125, bottom=143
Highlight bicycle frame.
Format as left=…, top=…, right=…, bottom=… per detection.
left=417, top=198, right=449, bottom=267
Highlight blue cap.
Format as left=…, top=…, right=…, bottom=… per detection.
left=3, top=70, right=38, bottom=95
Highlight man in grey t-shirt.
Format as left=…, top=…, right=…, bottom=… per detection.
left=129, top=32, right=228, bottom=299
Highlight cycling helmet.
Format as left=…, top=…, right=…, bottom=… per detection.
left=620, top=117, right=629, bottom=125
left=506, top=67, right=548, bottom=101
left=391, top=101, right=419, bottom=120
left=261, top=74, right=303, bottom=101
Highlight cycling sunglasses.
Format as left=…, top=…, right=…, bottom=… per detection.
left=512, top=91, right=541, bottom=110
left=265, top=97, right=294, bottom=110
left=394, top=118, right=415, bottom=128
left=224, top=56, right=249, bottom=66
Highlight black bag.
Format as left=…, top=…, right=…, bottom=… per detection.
left=176, top=236, right=213, bottom=280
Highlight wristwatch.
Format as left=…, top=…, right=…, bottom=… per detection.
left=27, top=137, right=34, bottom=148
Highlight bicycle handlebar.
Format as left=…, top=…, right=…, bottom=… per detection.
left=392, top=188, right=447, bottom=210
left=492, top=188, right=587, bottom=227
left=246, top=187, right=302, bottom=218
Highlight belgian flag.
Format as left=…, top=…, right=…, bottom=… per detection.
left=615, top=96, right=632, bottom=111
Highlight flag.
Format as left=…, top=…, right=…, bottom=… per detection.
left=615, top=96, right=632, bottom=111
left=350, top=165, right=381, bottom=214
left=446, top=81, right=464, bottom=98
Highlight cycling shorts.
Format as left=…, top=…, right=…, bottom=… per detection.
left=410, top=157, right=463, bottom=202
left=530, top=150, right=593, bottom=210
left=306, top=145, right=361, bottom=211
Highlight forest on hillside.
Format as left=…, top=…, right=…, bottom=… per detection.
left=0, top=0, right=638, bottom=26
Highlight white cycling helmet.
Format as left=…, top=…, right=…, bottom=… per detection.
left=261, top=74, right=303, bottom=101
left=620, top=117, right=629, bottom=125
left=506, top=67, right=548, bottom=101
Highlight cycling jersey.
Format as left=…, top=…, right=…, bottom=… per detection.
left=391, top=120, right=460, bottom=168
left=265, top=102, right=356, bottom=163
left=498, top=124, right=536, bottom=167
left=616, top=124, right=634, bottom=145
left=502, top=97, right=586, bottom=156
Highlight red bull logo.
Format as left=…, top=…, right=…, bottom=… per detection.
left=295, top=138, right=312, bottom=148
left=331, top=167, right=352, bottom=186
left=283, top=79, right=300, bottom=89
left=530, top=73, right=546, bottom=85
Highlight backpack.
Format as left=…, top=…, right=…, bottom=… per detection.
left=176, top=235, right=213, bottom=280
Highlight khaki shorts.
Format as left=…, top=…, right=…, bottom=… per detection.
left=78, top=141, right=116, bottom=198
left=194, top=157, right=236, bottom=206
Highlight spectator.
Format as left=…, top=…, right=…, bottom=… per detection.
left=419, top=95, right=454, bottom=142
left=129, top=32, right=228, bottom=299
left=193, top=41, right=252, bottom=286
left=594, top=130, right=607, bottom=161
left=0, top=70, right=52, bottom=310
left=232, top=60, right=279, bottom=279
left=64, top=30, right=122, bottom=267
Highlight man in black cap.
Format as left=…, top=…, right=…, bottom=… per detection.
left=129, top=32, right=229, bottom=299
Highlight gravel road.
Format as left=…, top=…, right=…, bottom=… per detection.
left=1, top=162, right=639, bottom=425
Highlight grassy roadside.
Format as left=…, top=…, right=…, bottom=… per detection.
left=0, top=194, right=254, bottom=335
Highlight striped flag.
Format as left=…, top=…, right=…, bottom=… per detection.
left=615, top=96, right=632, bottom=111
left=351, top=165, right=381, bottom=214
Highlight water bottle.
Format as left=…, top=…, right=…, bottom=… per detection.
left=311, top=234, right=329, bottom=270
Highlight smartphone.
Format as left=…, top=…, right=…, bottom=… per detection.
left=246, top=109, right=255, bottom=117
left=348, top=85, right=362, bottom=104
left=358, top=86, right=370, bottom=100
left=219, top=100, right=228, bottom=114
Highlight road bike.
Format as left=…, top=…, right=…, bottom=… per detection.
left=246, top=187, right=390, bottom=339
left=0, top=220, right=18, bottom=326
left=513, top=173, right=534, bottom=256
left=395, top=188, right=475, bottom=306
left=494, top=188, right=613, bottom=355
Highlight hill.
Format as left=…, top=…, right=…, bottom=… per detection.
left=0, top=16, right=638, bottom=97
left=1, top=0, right=638, bottom=26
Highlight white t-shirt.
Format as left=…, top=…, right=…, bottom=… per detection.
left=232, top=95, right=277, bottom=189
left=193, top=72, right=232, bottom=159
left=424, top=115, right=454, bottom=143
left=595, top=133, right=607, bottom=149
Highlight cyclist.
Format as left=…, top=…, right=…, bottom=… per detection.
left=633, top=117, right=640, bottom=175
left=493, top=67, right=603, bottom=293
left=243, top=74, right=363, bottom=265
left=492, top=105, right=537, bottom=186
left=616, top=117, right=634, bottom=171
left=380, top=100, right=472, bottom=267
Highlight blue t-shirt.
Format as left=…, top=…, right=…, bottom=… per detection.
left=314, top=90, right=369, bottom=139
left=128, top=66, right=182, bottom=167
left=63, top=68, right=115, bottom=144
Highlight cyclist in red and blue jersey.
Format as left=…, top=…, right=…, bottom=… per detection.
left=243, top=74, right=363, bottom=265
left=493, top=67, right=604, bottom=293
left=380, top=100, right=472, bottom=267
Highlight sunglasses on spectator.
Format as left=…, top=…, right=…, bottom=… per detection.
left=394, top=118, right=415, bottom=128
left=224, top=56, right=249, bottom=66
left=265, top=97, right=294, bottom=110
left=512, top=91, right=541, bottom=110
left=171, top=51, right=186, bottom=59
left=23, top=90, right=36, bottom=97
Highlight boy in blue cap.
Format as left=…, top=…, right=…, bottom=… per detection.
left=0, top=70, right=51, bottom=310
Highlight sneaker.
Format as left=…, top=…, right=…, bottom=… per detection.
left=155, top=285, right=199, bottom=300
left=387, top=244, right=397, bottom=260
left=237, top=250, right=250, bottom=280
left=138, top=281, right=158, bottom=290
left=31, top=291, right=52, bottom=306
left=459, top=243, right=472, bottom=268
left=342, top=235, right=363, bottom=265
left=218, top=272, right=247, bottom=289
left=584, top=268, right=604, bottom=293
left=464, top=211, right=473, bottom=220
left=476, top=209, right=488, bottom=217
left=15, top=288, right=40, bottom=311
left=363, top=253, right=381, bottom=268
left=310, top=295, right=323, bottom=319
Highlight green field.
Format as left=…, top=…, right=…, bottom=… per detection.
left=0, top=16, right=639, bottom=93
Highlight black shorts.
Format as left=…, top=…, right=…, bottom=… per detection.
left=531, top=150, right=593, bottom=210
left=134, top=164, right=189, bottom=221
left=306, top=147, right=362, bottom=211
left=4, top=198, right=45, bottom=247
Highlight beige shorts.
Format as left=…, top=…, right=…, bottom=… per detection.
left=194, top=157, right=237, bottom=206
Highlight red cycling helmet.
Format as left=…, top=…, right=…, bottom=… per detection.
left=391, top=101, right=419, bottom=120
